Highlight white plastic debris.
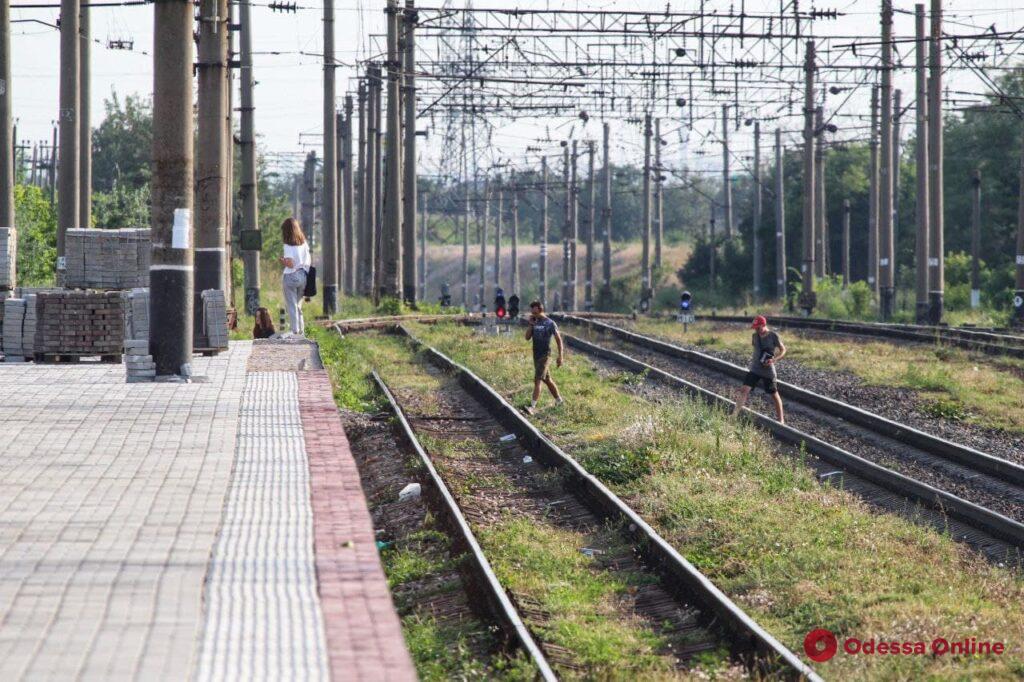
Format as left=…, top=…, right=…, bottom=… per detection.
left=499, top=434, right=517, bottom=443
left=522, top=455, right=533, bottom=464
left=398, top=482, right=421, bottom=502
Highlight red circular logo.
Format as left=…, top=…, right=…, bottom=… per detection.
left=804, top=629, right=838, bottom=662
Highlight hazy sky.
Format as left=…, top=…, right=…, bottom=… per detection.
left=11, top=0, right=1024, bottom=179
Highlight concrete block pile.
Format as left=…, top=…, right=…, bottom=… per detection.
left=124, top=288, right=150, bottom=340
left=202, top=289, right=229, bottom=349
left=22, top=294, right=37, bottom=357
left=0, top=227, right=15, bottom=290
left=123, top=338, right=156, bottom=382
left=34, top=291, right=125, bottom=357
left=3, top=298, right=25, bottom=360
left=64, top=228, right=151, bottom=290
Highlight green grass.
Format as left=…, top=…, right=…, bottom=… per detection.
left=398, top=321, right=1024, bottom=680
left=631, top=318, right=1024, bottom=433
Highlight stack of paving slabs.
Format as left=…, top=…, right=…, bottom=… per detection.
left=64, top=228, right=151, bottom=289
left=22, top=294, right=38, bottom=357
left=123, top=288, right=150, bottom=340
left=202, top=289, right=229, bottom=349
left=123, top=338, right=156, bottom=383
left=34, top=291, right=125, bottom=358
left=0, top=227, right=15, bottom=290
left=3, top=298, right=25, bottom=360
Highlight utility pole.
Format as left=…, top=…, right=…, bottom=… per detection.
left=150, top=0, right=194, bottom=376
left=892, top=88, right=902, bottom=240
left=195, top=0, right=228, bottom=337
left=478, top=176, right=488, bottom=309
left=494, top=177, right=502, bottom=291
left=511, top=177, right=519, bottom=295
left=401, top=0, right=417, bottom=304
left=301, top=151, right=315, bottom=243
left=342, top=96, right=354, bottom=295
left=381, top=0, right=402, bottom=300
left=641, top=113, right=652, bottom=311
left=358, top=77, right=372, bottom=295
left=585, top=140, right=595, bottom=310
left=654, top=118, right=663, bottom=269
left=814, top=107, right=826, bottom=278
left=57, top=0, right=81, bottom=264
left=48, top=126, right=57, bottom=207
left=601, top=122, right=612, bottom=303
left=1016, top=147, right=1024, bottom=324
left=79, top=2, right=91, bottom=228
left=721, top=104, right=732, bottom=239
left=928, top=0, right=945, bottom=324
left=914, top=4, right=930, bottom=323
left=842, top=199, right=851, bottom=288
left=799, top=41, right=816, bottom=314
left=321, top=0, right=338, bottom=314
left=868, top=85, right=879, bottom=294
left=971, top=169, right=981, bottom=309
left=561, top=143, right=570, bottom=310
left=709, top=203, right=716, bottom=293
left=224, top=0, right=234, bottom=299
left=775, top=129, right=787, bottom=301
left=239, top=0, right=260, bottom=314
left=419, top=192, right=426, bottom=299
left=371, top=66, right=384, bottom=302
left=0, top=0, right=13, bottom=230
left=539, top=156, right=548, bottom=308
left=879, top=0, right=895, bottom=319
left=568, top=141, right=578, bottom=311
left=460, top=115, right=468, bottom=308
left=752, top=121, right=762, bottom=301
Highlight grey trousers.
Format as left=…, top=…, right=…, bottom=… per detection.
left=282, top=270, right=307, bottom=334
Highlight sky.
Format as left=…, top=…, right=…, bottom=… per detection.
left=11, top=0, right=1024, bottom=181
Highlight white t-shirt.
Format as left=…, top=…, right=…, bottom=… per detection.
left=283, top=242, right=311, bottom=274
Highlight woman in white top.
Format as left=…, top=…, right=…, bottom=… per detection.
left=279, top=217, right=312, bottom=334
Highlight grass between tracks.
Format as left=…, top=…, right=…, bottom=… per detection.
left=370, top=321, right=1024, bottom=680
left=629, top=318, right=1024, bottom=434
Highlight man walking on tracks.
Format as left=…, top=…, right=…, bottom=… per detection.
left=524, top=300, right=564, bottom=415
left=732, top=315, right=786, bottom=424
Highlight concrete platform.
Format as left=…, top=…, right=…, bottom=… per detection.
left=0, top=340, right=414, bottom=681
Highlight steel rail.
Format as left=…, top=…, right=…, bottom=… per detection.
left=393, top=324, right=823, bottom=681
left=371, top=370, right=558, bottom=682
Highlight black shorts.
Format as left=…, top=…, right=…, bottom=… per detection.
left=742, top=371, right=778, bottom=394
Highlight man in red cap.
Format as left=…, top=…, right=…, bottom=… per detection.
left=732, top=315, right=786, bottom=423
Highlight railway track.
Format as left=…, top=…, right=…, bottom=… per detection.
left=696, top=313, right=1024, bottom=359
left=556, top=314, right=1024, bottom=561
left=367, top=325, right=820, bottom=680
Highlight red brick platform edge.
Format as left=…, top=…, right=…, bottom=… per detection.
left=298, top=369, right=417, bottom=682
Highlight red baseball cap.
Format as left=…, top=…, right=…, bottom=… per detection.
left=751, top=315, right=768, bottom=329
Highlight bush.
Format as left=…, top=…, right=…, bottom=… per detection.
left=15, top=184, right=56, bottom=286
left=811, top=276, right=876, bottom=320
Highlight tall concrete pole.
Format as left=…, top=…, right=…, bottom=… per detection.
left=494, top=178, right=502, bottom=290
left=1016, top=148, right=1024, bottom=323
left=0, top=0, right=13, bottom=230
left=654, top=118, right=663, bottom=269
left=914, top=4, right=931, bottom=322
left=342, top=96, right=354, bottom=295
left=57, top=0, right=81, bottom=263
left=799, top=41, right=816, bottom=313
left=892, top=88, right=902, bottom=240
left=539, top=156, right=549, bottom=307
left=721, top=105, right=732, bottom=239
left=419, top=191, right=426, bottom=298
left=381, top=0, right=403, bottom=301
left=813, top=107, right=825, bottom=278
left=868, top=85, right=879, bottom=294
left=928, top=0, right=945, bottom=323
left=79, top=3, right=91, bottom=228
left=460, top=115, right=468, bottom=307
left=752, top=121, right=763, bottom=301
left=641, top=113, right=652, bottom=311
left=150, top=0, right=194, bottom=376
left=196, top=0, right=228, bottom=337
left=301, top=151, right=315, bottom=243
left=970, top=169, right=981, bottom=309
left=775, top=128, right=787, bottom=301
left=401, top=0, right=417, bottom=304
left=224, top=0, right=234, bottom=299
left=238, top=0, right=260, bottom=314
left=357, top=79, right=371, bottom=295
left=561, top=144, right=570, bottom=309
left=585, top=140, right=595, bottom=310
left=879, top=0, right=895, bottom=319
left=842, top=199, right=851, bottom=288
left=321, top=0, right=338, bottom=314
left=511, top=177, right=519, bottom=295
left=371, top=67, right=384, bottom=301
left=601, top=122, right=612, bottom=301
left=567, top=141, right=578, bottom=311
left=478, top=176, right=488, bottom=308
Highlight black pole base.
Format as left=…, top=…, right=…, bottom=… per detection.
left=323, top=285, right=338, bottom=316
left=915, top=302, right=931, bottom=325
left=402, top=284, right=416, bottom=307
left=879, top=287, right=895, bottom=321
left=245, top=287, right=261, bottom=316
left=150, top=267, right=194, bottom=377
left=1012, top=289, right=1024, bottom=327
left=928, top=291, right=944, bottom=326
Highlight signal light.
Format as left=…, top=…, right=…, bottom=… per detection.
left=680, top=291, right=692, bottom=311
left=508, top=295, right=520, bottom=319
left=494, top=288, right=507, bottom=319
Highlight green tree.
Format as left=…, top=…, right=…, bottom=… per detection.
left=91, top=92, right=153, bottom=192
left=14, top=184, right=56, bottom=285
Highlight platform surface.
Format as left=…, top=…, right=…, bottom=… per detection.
left=0, top=340, right=414, bottom=681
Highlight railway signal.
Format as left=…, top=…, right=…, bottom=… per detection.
left=494, top=287, right=507, bottom=319
left=678, top=291, right=695, bottom=331
left=508, top=294, right=520, bottom=320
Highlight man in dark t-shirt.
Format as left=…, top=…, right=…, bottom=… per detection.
left=732, top=315, right=786, bottom=423
left=524, top=300, right=564, bottom=414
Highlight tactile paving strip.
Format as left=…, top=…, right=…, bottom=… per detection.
left=195, top=371, right=329, bottom=681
